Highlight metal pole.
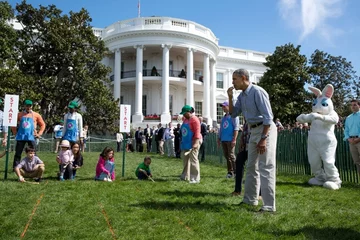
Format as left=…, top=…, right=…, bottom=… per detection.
left=4, top=126, right=11, bottom=180
left=122, top=133, right=126, bottom=177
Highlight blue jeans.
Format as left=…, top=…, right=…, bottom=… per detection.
left=138, top=170, right=151, bottom=180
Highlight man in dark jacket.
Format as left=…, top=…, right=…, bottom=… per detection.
left=199, top=117, right=207, bottom=162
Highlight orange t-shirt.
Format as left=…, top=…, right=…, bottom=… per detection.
left=12, top=111, right=46, bottom=136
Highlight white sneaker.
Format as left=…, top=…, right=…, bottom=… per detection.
left=226, top=173, right=233, bottom=179
left=107, top=178, right=113, bottom=182
left=189, top=179, right=200, bottom=184
left=103, top=177, right=108, bottom=181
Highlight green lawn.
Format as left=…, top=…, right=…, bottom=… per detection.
left=0, top=151, right=359, bottom=240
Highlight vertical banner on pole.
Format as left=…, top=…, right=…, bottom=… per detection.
left=120, top=105, right=131, bottom=133
left=3, top=94, right=19, bottom=180
left=120, top=105, right=131, bottom=177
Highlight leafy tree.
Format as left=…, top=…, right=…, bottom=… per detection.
left=0, top=1, right=32, bottom=100
left=309, top=50, right=358, bottom=117
left=258, top=43, right=311, bottom=123
left=12, top=1, right=119, bottom=133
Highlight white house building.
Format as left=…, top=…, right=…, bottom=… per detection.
left=93, top=17, right=269, bottom=127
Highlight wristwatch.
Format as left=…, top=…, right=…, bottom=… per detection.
left=261, top=134, right=268, bottom=139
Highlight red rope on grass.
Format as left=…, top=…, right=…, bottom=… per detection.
left=177, top=218, right=191, bottom=231
left=20, top=193, right=44, bottom=239
left=99, top=203, right=117, bottom=240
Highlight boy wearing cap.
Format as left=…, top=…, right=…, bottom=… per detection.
left=179, top=105, right=202, bottom=184
left=0, top=99, right=8, bottom=146
left=218, top=101, right=240, bottom=178
left=12, top=99, right=46, bottom=169
left=62, top=101, right=83, bottom=145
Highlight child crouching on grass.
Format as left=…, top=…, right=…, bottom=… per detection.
left=95, top=147, right=115, bottom=182
left=135, top=156, right=152, bottom=180
left=56, top=140, right=74, bottom=181
left=71, top=143, right=83, bottom=178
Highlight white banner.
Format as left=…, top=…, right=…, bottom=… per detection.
left=120, top=104, right=131, bottom=133
left=3, top=94, right=19, bottom=127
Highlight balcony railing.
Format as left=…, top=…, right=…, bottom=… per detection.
left=109, top=69, right=204, bottom=81
left=102, top=17, right=218, bottom=44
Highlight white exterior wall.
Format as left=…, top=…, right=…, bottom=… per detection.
left=94, top=17, right=270, bottom=128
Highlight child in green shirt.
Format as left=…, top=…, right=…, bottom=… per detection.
left=135, top=156, right=152, bottom=180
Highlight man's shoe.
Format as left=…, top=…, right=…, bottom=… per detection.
left=256, top=208, right=275, bottom=214
left=189, top=179, right=200, bottom=184
left=226, top=173, right=233, bottom=178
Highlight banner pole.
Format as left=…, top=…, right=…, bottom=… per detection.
left=122, top=133, right=126, bottom=177
left=4, top=126, right=11, bottom=180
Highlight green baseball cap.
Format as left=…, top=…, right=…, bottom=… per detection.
left=69, top=101, right=78, bottom=108
left=24, top=99, right=33, bottom=105
left=180, top=105, right=192, bottom=114
left=68, top=103, right=75, bottom=109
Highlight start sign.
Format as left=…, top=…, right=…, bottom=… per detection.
left=120, top=104, right=131, bottom=133
left=3, top=94, right=19, bottom=127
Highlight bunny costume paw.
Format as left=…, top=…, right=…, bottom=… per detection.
left=323, top=181, right=341, bottom=190
left=297, top=84, right=342, bottom=190
left=308, top=177, right=324, bottom=186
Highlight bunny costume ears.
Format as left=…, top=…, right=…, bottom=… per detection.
left=308, top=84, right=334, bottom=99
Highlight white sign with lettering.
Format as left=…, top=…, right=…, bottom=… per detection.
left=3, top=94, right=19, bottom=127
left=120, top=105, right=131, bottom=133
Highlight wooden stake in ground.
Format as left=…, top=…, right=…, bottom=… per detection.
left=23, top=181, right=40, bottom=185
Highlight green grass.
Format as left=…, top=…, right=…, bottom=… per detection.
left=0, top=151, right=359, bottom=240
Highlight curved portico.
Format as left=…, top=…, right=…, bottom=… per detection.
left=93, top=16, right=269, bottom=128
left=103, top=17, right=219, bottom=125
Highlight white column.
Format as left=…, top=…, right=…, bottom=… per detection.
left=228, top=69, right=233, bottom=90
left=114, top=49, right=121, bottom=103
left=186, top=48, right=194, bottom=107
left=203, top=53, right=211, bottom=124
left=132, top=45, right=144, bottom=123
left=161, top=44, right=172, bottom=124
left=210, top=59, right=216, bottom=124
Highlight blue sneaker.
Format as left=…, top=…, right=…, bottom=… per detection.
left=59, top=176, right=64, bottom=181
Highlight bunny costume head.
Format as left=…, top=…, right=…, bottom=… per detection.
left=296, top=84, right=342, bottom=190
left=309, top=85, right=334, bottom=116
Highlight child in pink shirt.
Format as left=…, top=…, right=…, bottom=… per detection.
left=95, top=146, right=115, bottom=182
left=56, top=140, right=74, bottom=181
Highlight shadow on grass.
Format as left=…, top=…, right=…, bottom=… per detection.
left=131, top=200, right=229, bottom=211
left=276, top=181, right=311, bottom=187
left=270, top=226, right=360, bottom=240
left=159, top=190, right=229, bottom=197
left=131, top=200, right=259, bottom=213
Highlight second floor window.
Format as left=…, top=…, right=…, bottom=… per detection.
left=216, top=72, right=224, bottom=88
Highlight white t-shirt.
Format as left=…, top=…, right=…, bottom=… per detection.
left=116, top=133, right=123, bottom=142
